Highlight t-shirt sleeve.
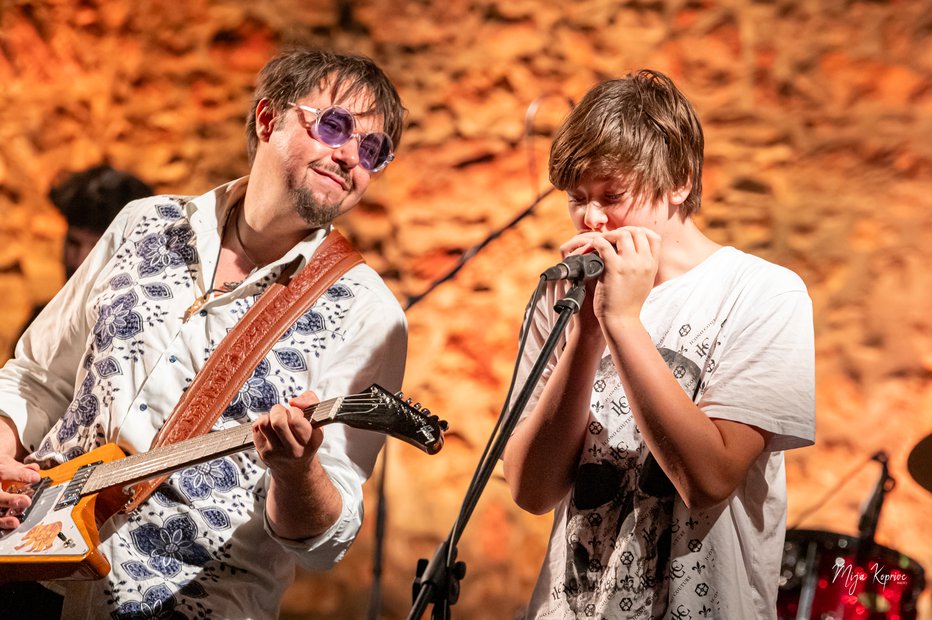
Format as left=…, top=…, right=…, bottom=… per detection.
left=697, top=284, right=815, bottom=452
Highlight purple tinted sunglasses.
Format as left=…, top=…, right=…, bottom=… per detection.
left=289, top=102, right=395, bottom=172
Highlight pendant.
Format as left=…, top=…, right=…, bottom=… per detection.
left=183, top=293, right=210, bottom=322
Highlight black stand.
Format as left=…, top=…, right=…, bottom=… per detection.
left=856, top=451, right=894, bottom=548
left=852, top=452, right=895, bottom=618
left=404, top=187, right=555, bottom=310
left=367, top=189, right=557, bottom=620
left=408, top=280, right=588, bottom=619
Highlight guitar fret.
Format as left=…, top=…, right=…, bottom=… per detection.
left=84, top=425, right=254, bottom=493
left=82, top=397, right=342, bottom=494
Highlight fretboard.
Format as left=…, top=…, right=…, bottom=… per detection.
left=81, top=396, right=343, bottom=495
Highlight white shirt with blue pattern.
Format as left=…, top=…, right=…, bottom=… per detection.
left=0, top=177, right=407, bottom=619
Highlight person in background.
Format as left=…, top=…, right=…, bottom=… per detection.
left=503, top=70, right=814, bottom=619
left=52, top=164, right=155, bottom=280
left=15, top=165, right=154, bottom=341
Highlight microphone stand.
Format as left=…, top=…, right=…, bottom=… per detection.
left=853, top=451, right=895, bottom=616
left=405, top=187, right=555, bottom=310
left=367, top=188, right=556, bottom=620
left=407, top=280, right=588, bottom=619
left=857, top=451, right=893, bottom=547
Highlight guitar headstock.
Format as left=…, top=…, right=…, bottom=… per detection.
left=327, top=385, right=447, bottom=455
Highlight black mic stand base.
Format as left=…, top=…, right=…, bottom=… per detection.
left=407, top=280, right=587, bottom=619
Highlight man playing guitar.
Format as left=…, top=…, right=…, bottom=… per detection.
left=0, top=48, right=408, bottom=619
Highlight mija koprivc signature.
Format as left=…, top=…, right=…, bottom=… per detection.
left=831, top=558, right=909, bottom=595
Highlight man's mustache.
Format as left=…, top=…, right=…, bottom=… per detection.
left=311, top=164, right=352, bottom=189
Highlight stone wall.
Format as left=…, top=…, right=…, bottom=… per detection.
left=1, top=0, right=930, bottom=617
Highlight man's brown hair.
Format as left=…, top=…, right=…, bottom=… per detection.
left=246, top=48, right=405, bottom=163
left=549, top=70, right=704, bottom=215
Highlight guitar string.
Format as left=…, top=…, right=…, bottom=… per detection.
left=87, top=400, right=335, bottom=490
left=86, top=395, right=422, bottom=490
left=87, top=401, right=334, bottom=488
left=85, top=397, right=392, bottom=490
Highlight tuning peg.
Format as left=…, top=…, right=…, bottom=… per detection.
left=405, top=398, right=413, bottom=406
left=395, top=391, right=404, bottom=399
left=440, top=420, right=449, bottom=431
left=413, top=402, right=421, bottom=410
left=421, top=408, right=431, bottom=416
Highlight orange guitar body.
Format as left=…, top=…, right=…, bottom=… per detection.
left=0, top=385, right=445, bottom=583
left=0, top=443, right=130, bottom=581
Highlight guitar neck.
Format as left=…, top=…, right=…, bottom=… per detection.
left=82, top=397, right=343, bottom=495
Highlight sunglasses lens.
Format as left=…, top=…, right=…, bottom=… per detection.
left=358, top=133, right=393, bottom=172
left=316, top=107, right=354, bottom=146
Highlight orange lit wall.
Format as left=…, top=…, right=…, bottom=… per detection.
left=1, top=1, right=930, bottom=618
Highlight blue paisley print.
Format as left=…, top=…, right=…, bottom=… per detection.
left=136, top=225, right=198, bottom=278
left=141, top=283, right=173, bottom=300
left=130, top=514, right=211, bottom=578
left=156, top=203, right=183, bottom=221
left=221, top=359, right=278, bottom=420
left=278, top=308, right=326, bottom=341
left=93, top=291, right=143, bottom=351
left=325, top=283, right=353, bottom=301
left=57, top=372, right=99, bottom=442
left=273, top=348, right=308, bottom=372
left=178, top=458, right=238, bottom=500
left=110, top=273, right=133, bottom=290
left=111, top=583, right=187, bottom=620
left=94, top=356, right=123, bottom=378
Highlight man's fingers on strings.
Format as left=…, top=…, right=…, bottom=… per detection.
left=0, top=489, right=30, bottom=512
left=10, top=465, right=40, bottom=484
left=0, top=458, right=40, bottom=484
left=253, top=414, right=284, bottom=453
left=267, top=406, right=306, bottom=456
left=285, top=406, right=314, bottom=446
left=289, top=390, right=320, bottom=409
left=0, top=515, right=23, bottom=530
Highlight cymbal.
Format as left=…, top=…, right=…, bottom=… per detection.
left=907, top=433, right=932, bottom=494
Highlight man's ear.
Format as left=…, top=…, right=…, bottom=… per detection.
left=255, top=98, right=276, bottom=143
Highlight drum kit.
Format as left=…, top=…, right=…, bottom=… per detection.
left=777, top=435, right=932, bottom=619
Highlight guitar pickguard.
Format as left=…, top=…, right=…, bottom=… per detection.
left=0, top=479, right=90, bottom=558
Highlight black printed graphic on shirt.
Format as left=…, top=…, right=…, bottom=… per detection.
left=551, top=328, right=726, bottom=618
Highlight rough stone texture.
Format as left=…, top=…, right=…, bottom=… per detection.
left=0, top=0, right=930, bottom=617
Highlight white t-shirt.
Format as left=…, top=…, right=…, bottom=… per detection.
left=516, top=247, right=814, bottom=619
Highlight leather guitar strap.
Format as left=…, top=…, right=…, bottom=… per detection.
left=122, top=230, right=364, bottom=513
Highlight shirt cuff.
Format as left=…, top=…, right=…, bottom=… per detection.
left=261, top=476, right=362, bottom=571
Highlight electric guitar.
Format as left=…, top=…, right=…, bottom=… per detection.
left=0, top=384, right=445, bottom=581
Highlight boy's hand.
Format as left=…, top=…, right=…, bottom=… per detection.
left=587, top=226, right=661, bottom=326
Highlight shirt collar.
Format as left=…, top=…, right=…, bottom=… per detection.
left=182, top=176, right=334, bottom=289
